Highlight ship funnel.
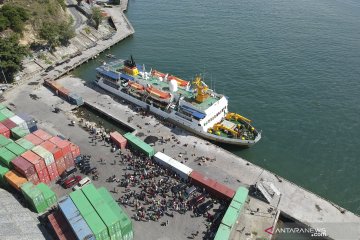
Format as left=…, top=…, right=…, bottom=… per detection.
left=169, top=79, right=178, bottom=92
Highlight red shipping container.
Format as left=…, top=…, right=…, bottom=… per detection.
left=63, top=152, right=74, bottom=169
left=0, top=122, right=10, bottom=138
left=41, top=140, right=63, bottom=161
left=11, top=156, right=36, bottom=178
left=27, top=173, right=40, bottom=185
left=1, top=118, right=17, bottom=130
left=21, top=150, right=46, bottom=173
left=33, top=129, right=52, bottom=141
left=110, top=131, right=127, bottom=149
left=24, top=133, right=44, bottom=146
left=58, top=87, right=70, bottom=100
left=37, top=167, right=50, bottom=184
left=48, top=211, right=77, bottom=240
left=50, top=137, right=72, bottom=155
left=55, top=157, right=66, bottom=175
left=46, top=162, right=59, bottom=181
left=70, top=143, right=80, bottom=159
left=189, top=171, right=235, bottom=201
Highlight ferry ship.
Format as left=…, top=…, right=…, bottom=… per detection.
left=95, top=56, right=261, bottom=147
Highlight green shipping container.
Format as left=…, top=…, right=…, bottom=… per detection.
left=36, top=183, right=57, bottom=208
left=0, top=108, right=15, bottom=118
left=0, top=163, right=10, bottom=187
left=123, top=133, right=155, bottom=157
left=0, top=135, right=12, bottom=147
left=233, top=187, right=249, bottom=205
left=6, top=142, right=26, bottom=156
left=0, top=112, right=7, bottom=122
left=11, top=126, right=30, bottom=140
left=20, top=182, right=47, bottom=213
left=221, top=206, right=240, bottom=229
left=98, top=187, right=132, bottom=240
left=70, top=190, right=109, bottom=240
left=15, top=138, right=35, bottom=150
left=214, top=224, right=231, bottom=240
left=0, top=147, right=17, bottom=167
left=230, top=200, right=242, bottom=211
left=0, top=103, right=6, bottom=110
left=82, top=184, right=122, bottom=239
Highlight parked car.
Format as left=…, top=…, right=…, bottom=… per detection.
left=60, top=167, right=77, bottom=179
left=189, top=194, right=206, bottom=207
left=73, top=177, right=91, bottom=191
left=184, top=186, right=197, bottom=199
left=171, top=183, right=187, bottom=194
left=63, top=176, right=82, bottom=189
left=195, top=200, right=214, bottom=216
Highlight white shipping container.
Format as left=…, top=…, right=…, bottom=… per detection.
left=10, top=115, right=28, bottom=130
left=154, top=152, right=193, bottom=180
left=32, top=145, right=55, bottom=166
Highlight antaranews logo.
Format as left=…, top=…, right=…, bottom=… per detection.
left=264, top=226, right=327, bottom=237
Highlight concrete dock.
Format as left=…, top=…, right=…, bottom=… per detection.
left=55, top=77, right=359, bottom=239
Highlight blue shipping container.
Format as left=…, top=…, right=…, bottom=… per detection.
left=28, top=125, right=38, bottom=133
left=58, top=196, right=95, bottom=240
left=17, top=113, right=37, bottom=128
left=69, top=93, right=84, bottom=106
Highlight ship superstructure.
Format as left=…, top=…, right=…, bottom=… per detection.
left=95, top=57, right=261, bottom=146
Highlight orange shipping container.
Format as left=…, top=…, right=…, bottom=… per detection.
left=110, top=131, right=127, bottom=149
left=5, top=170, right=28, bottom=190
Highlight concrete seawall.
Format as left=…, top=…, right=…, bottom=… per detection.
left=57, top=76, right=359, bottom=240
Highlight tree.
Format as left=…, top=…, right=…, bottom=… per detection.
left=91, top=7, right=104, bottom=30
left=0, top=5, right=28, bottom=33
left=0, top=34, right=29, bottom=82
left=0, top=14, right=10, bottom=31
left=58, top=22, right=75, bottom=46
left=39, top=22, right=60, bottom=50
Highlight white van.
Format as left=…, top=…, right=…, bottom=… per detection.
left=72, top=177, right=91, bottom=191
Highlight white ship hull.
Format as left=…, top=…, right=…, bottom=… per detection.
left=95, top=79, right=261, bottom=147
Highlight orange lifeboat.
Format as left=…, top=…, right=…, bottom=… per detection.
left=146, top=86, right=171, bottom=100
left=167, top=75, right=189, bottom=87
left=128, top=81, right=145, bottom=91
left=152, top=70, right=166, bottom=78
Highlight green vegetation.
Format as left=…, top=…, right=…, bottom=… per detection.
left=39, top=20, right=75, bottom=50
left=0, top=34, right=29, bottom=83
left=91, top=7, right=104, bottom=30
left=0, top=5, right=28, bottom=33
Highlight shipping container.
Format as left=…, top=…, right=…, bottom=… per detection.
left=98, top=187, right=132, bottom=240
left=221, top=205, right=240, bottom=229
left=11, top=126, right=30, bottom=139
left=1, top=118, right=17, bottom=130
left=58, top=196, right=95, bottom=240
left=44, top=79, right=62, bottom=92
left=232, top=187, right=249, bottom=205
left=33, top=129, right=52, bottom=141
left=110, top=131, right=127, bottom=149
left=15, top=138, right=35, bottom=150
left=0, top=163, right=10, bottom=187
left=55, top=157, right=66, bottom=175
left=0, top=112, right=7, bottom=122
left=11, top=156, right=36, bottom=177
left=68, top=92, right=84, bottom=106
left=70, top=190, right=109, bottom=240
left=50, top=137, right=72, bottom=155
left=24, top=133, right=44, bottom=145
left=123, top=133, right=155, bottom=157
left=230, top=200, right=242, bottom=211
left=37, top=167, right=51, bottom=184
left=41, top=140, right=63, bottom=161
left=17, top=113, right=37, bottom=130
left=10, top=115, right=28, bottom=130
left=214, top=223, right=231, bottom=240
left=36, top=183, right=57, bottom=208
left=48, top=211, right=77, bottom=240
left=64, top=152, right=75, bottom=169
left=27, top=173, right=40, bottom=185
left=0, top=108, right=15, bottom=118
left=82, top=184, right=122, bottom=239
left=21, top=150, right=46, bottom=173
left=0, top=122, right=10, bottom=138
left=5, top=170, right=28, bottom=190
left=0, top=147, right=17, bottom=167
left=189, top=171, right=235, bottom=201
left=46, top=162, right=59, bottom=181
left=154, top=152, right=193, bottom=180
left=69, top=143, right=80, bottom=159
left=0, top=103, right=6, bottom=110
left=0, top=134, right=12, bottom=147
left=32, top=145, right=55, bottom=166
left=20, top=182, right=47, bottom=213
left=58, top=87, right=70, bottom=100
left=6, top=142, right=26, bottom=156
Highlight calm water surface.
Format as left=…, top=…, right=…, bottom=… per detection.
left=74, top=0, right=360, bottom=214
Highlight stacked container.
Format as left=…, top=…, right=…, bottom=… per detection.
left=36, top=183, right=57, bottom=208
left=58, top=196, right=95, bottom=240
left=0, top=112, right=7, bottom=122
left=4, top=170, right=28, bottom=190
left=50, top=137, right=74, bottom=169
left=48, top=211, right=77, bottom=240
left=6, top=142, right=26, bottom=156
left=69, top=143, right=80, bottom=160
left=41, top=140, right=66, bottom=175
left=0, top=134, right=12, bottom=147
left=0, top=147, right=17, bottom=167
left=24, top=133, right=44, bottom=146
left=20, top=182, right=47, bottom=213
left=17, top=113, right=38, bottom=133
left=32, top=145, right=58, bottom=181
left=22, top=150, right=50, bottom=184
left=70, top=190, right=109, bottom=240
left=0, top=163, right=10, bottom=188
left=82, top=184, right=122, bottom=239
left=11, top=156, right=39, bottom=185
left=10, top=115, right=28, bottom=131
left=33, top=129, right=52, bottom=141
left=1, top=118, right=17, bottom=130
left=0, top=108, right=15, bottom=118
left=0, top=122, right=10, bottom=138
left=11, top=126, right=30, bottom=139
left=15, top=138, right=35, bottom=150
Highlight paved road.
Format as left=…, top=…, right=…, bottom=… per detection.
left=66, top=0, right=84, bottom=29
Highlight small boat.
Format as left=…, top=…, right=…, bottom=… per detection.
left=128, top=81, right=145, bottom=92
left=146, top=86, right=171, bottom=101
left=106, top=54, right=116, bottom=59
